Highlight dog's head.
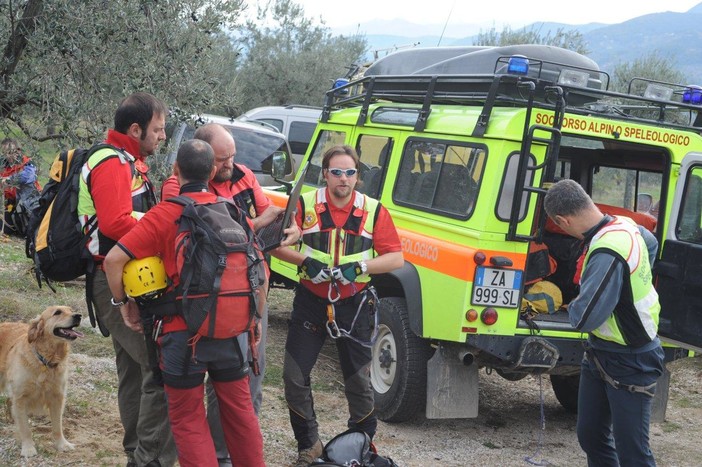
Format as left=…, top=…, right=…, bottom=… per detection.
left=28, top=306, right=84, bottom=343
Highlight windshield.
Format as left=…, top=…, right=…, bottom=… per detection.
left=179, top=124, right=290, bottom=172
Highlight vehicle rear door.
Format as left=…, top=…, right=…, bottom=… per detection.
left=656, top=153, right=702, bottom=352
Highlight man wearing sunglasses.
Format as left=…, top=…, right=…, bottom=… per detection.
left=275, top=145, right=404, bottom=466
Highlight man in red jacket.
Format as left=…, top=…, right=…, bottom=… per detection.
left=104, top=139, right=265, bottom=467
left=77, top=92, right=176, bottom=467
left=161, top=122, right=299, bottom=465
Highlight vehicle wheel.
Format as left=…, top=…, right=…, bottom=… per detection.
left=550, top=374, right=580, bottom=413
left=371, top=297, right=433, bottom=422
left=496, top=369, right=528, bottom=381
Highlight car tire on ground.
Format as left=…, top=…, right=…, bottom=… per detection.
left=550, top=373, right=580, bottom=413
left=372, top=297, right=433, bottom=422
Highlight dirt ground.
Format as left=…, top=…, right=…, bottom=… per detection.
left=1, top=287, right=702, bottom=466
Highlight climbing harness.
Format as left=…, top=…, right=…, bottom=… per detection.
left=584, top=345, right=656, bottom=397
left=325, top=279, right=379, bottom=348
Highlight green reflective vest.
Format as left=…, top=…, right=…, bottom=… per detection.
left=298, top=189, right=379, bottom=283
left=584, top=216, right=660, bottom=346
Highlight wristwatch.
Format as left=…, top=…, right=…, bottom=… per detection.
left=110, top=296, right=128, bottom=307
left=359, top=261, right=368, bottom=275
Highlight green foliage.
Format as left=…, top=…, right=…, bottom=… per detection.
left=234, top=0, right=367, bottom=112
left=0, top=0, right=244, bottom=149
left=611, top=51, right=687, bottom=94
left=474, top=25, right=590, bottom=55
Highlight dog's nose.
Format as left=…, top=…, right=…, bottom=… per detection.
left=73, top=314, right=82, bottom=320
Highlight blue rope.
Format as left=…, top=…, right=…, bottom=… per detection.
left=524, top=374, right=550, bottom=466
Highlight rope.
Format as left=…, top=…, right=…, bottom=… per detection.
left=524, top=374, right=550, bottom=466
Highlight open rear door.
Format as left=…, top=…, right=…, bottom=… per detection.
left=656, top=153, right=702, bottom=353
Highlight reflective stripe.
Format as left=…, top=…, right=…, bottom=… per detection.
left=299, top=190, right=378, bottom=283
left=585, top=216, right=659, bottom=346
left=78, top=147, right=153, bottom=257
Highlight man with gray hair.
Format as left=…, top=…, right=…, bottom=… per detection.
left=544, top=179, right=664, bottom=467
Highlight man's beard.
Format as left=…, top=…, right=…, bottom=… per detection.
left=213, top=167, right=233, bottom=182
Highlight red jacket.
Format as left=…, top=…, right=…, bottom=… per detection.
left=86, top=130, right=156, bottom=258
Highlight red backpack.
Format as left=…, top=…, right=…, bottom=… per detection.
left=168, top=196, right=267, bottom=339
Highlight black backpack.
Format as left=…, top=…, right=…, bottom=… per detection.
left=310, top=429, right=399, bottom=467
left=25, top=143, right=117, bottom=329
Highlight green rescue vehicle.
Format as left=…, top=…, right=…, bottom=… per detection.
left=265, top=44, right=700, bottom=422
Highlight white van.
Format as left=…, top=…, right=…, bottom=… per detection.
left=237, top=105, right=321, bottom=166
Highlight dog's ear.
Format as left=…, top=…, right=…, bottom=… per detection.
left=28, top=316, right=44, bottom=343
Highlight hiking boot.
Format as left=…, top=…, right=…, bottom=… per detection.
left=292, top=439, right=323, bottom=467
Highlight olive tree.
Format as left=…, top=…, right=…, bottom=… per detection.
left=474, top=25, right=590, bottom=55
left=234, top=0, right=367, bottom=113
left=611, top=51, right=687, bottom=94
left=0, top=0, right=243, bottom=150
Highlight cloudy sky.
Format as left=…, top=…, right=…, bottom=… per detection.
left=249, top=0, right=702, bottom=32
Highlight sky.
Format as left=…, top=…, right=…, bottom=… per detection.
left=267, top=0, right=702, bottom=32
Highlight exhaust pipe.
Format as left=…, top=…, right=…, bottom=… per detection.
left=458, top=350, right=475, bottom=366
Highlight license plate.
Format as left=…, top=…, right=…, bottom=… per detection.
left=472, top=267, right=523, bottom=308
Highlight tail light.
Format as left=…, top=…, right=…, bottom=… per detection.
left=481, top=308, right=498, bottom=325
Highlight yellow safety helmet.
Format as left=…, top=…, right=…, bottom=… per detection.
left=123, top=256, right=168, bottom=300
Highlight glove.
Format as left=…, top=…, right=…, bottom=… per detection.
left=301, top=257, right=330, bottom=284
left=331, top=262, right=362, bottom=285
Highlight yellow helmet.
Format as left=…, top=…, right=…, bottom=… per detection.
left=123, top=256, right=168, bottom=300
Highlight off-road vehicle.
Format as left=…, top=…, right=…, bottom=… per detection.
left=265, top=44, right=700, bottom=422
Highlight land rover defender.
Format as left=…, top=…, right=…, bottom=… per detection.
left=264, top=44, right=700, bottom=422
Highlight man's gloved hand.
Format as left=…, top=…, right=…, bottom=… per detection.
left=331, top=261, right=362, bottom=285
left=301, top=257, right=330, bottom=284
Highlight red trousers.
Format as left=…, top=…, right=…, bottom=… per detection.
left=164, top=378, right=264, bottom=466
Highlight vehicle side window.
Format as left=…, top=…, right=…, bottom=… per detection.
left=591, top=165, right=662, bottom=231
left=677, top=167, right=702, bottom=243
left=393, top=139, right=484, bottom=218
left=229, top=127, right=288, bottom=173
left=289, top=121, right=316, bottom=156
left=356, top=135, right=392, bottom=199
left=305, top=130, right=347, bottom=186
left=497, top=152, right=536, bottom=221
left=254, top=118, right=284, bottom=133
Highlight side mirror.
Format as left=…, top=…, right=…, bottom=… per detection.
left=261, top=151, right=289, bottom=179
left=271, top=151, right=289, bottom=180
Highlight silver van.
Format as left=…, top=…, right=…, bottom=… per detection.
left=166, top=114, right=295, bottom=187
left=236, top=105, right=320, bottom=167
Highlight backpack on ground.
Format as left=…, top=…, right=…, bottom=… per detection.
left=310, top=429, right=399, bottom=467
left=167, top=195, right=267, bottom=340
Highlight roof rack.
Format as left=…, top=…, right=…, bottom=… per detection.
left=321, top=51, right=702, bottom=133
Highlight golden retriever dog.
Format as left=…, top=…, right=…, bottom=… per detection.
left=0, top=306, right=83, bottom=457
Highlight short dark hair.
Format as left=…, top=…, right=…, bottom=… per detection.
left=321, top=145, right=359, bottom=170
left=543, top=179, right=594, bottom=219
left=114, top=92, right=168, bottom=135
left=176, top=139, right=214, bottom=183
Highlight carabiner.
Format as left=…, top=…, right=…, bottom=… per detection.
left=326, top=303, right=341, bottom=339
left=326, top=319, right=341, bottom=339
left=327, top=277, right=341, bottom=303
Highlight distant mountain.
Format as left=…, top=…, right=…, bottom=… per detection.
left=345, top=3, right=702, bottom=83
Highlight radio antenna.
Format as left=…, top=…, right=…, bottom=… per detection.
left=437, top=0, right=456, bottom=46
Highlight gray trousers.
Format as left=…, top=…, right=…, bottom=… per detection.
left=207, top=305, right=268, bottom=460
left=93, top=270, right=177, bottom=467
